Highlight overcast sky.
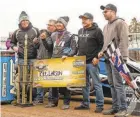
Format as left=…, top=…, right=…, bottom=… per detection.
left=0, top=0, right=140, bottom=37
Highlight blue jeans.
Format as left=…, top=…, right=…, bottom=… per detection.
left=18, top=58, right=37, bottom=100
left=82, top=63, right=104, bottom=108
left=106, top=62, right=127, bottom=110
left=48, top=88, right=58, bottom=102
left=51, top=87, right=71, bottom=105
left=18, top=58, right=35, bottom=65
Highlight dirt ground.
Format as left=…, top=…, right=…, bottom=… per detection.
left=1, top=100, right=112, bottom=117
left=1, top=97, right=137, bottom=117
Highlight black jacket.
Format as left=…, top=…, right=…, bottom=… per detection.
left=52, top=30, right=77, bottom=58
left=77, top=23, right=104, bottom=63
left=43, top=30, right=77, bottom=58
left=11, top=23, right=40, bottom=59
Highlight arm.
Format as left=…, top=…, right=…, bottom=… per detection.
left=68, top=35, right=77, bottom=56
left=10, top=30, right=18, bottom=50
left=117, top=20, right=129, bottom=60
left=33, top=38, right=40, bottom=49
left=42, top=37, right=53, bottom=52
left=33, top=28, right=40, bottom=49
left=76, top=30, right=81, bottom=56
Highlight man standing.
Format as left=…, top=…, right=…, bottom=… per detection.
left=11, top=11, right=40, bottom=61
left=34, top=20, right=57, bottom=104
left=43, top=16, right=77, bottom=109
left=37, top=19, right=57, bottom=59
left=98, top=4, right=128, bottom=117
left=42, top=19, right=57, bottom=58
left=11, top=11, right=40, bottom=102
left=74, top=13, right=104, bottom=113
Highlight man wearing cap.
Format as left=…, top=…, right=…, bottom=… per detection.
left=44, top=16, right=77, bottom=110
left=74, top=13, right=104, bottom=113
left=11, top=11, right=40, bottom=103
left=98, top=4, right=129, bottom=117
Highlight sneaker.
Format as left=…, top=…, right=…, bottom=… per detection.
left=74, top=105, right=90, bottom=110
left=114, top=109, right=129, bottom=117
left=45, top=102, right=57, bottom=108
left=33, top=100, right=43, bottom=105
left=103, top=108, right=119, bottom=115
left=95, top=107, right=103, bottom=113
left=62, top=105, right=70, bottom=110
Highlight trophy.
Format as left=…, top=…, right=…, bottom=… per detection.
left=17, top=34, right=33, bottom=107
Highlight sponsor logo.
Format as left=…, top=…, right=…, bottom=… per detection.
left=34, top=61, right=47, bottom=71
left=79, top=34, right=89, bottom=38
left=73, top=60, right=85, bottom=67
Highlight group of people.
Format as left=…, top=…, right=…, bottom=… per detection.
left=10, top=3, right=129, bottom=117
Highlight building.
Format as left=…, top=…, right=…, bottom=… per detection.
left=129, top=18, right=140, bottom=61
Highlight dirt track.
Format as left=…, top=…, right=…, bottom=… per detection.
left=1, top=101, right=136, bottom=117
left=1, top=99, right=115, bottom=117
left=1, top=97, right=136, bottom=117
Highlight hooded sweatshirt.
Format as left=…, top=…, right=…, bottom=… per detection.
left=77, top=23, right=104, bottom=63
left=102, top=18, right=129, bottom=60
left=11, top=23, right=40, bottom=59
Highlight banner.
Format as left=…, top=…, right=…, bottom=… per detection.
left=103, top=38, right=140, bottom=99
left=33, top=56, right=86, bottom=87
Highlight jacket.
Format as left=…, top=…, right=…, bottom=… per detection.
left=102, top=18, right=129, bottom=60
left=49, top=30, right=77, bottom=58
left=77, top=23, right=104, bottom=63
left=11, top=23, right=40, bottom=59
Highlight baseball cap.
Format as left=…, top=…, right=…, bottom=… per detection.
left=100, top=4, right=117, bottom=12
left=79, top=13, right=93, bottom=19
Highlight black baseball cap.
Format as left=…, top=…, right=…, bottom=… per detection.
left=100, top=4, right=117, bottom=12
left=79, top=13, right=93, bottom=19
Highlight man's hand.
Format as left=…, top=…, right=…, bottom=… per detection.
left=33, top=83, right=42, bottom=87
left=92, top=58, right=99, bottom=65
left=13, top=46, right=18, bottom=53
left=62, top=55, right=67, bottom=61
left=98, top=52, right=104, bottom=58
left=33, top=37, right=39, bottom=44
left=40, top=32, right=47, bottom=40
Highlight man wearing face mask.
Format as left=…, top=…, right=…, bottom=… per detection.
left=74, top=13, right=104, bottom=113
left=43, top=16, right=77, bottom=110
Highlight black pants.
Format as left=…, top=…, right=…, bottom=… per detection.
left=51, top=87, right=71, bottom=105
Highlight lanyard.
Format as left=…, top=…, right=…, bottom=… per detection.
left=55, top=31, right=65, bottom=46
